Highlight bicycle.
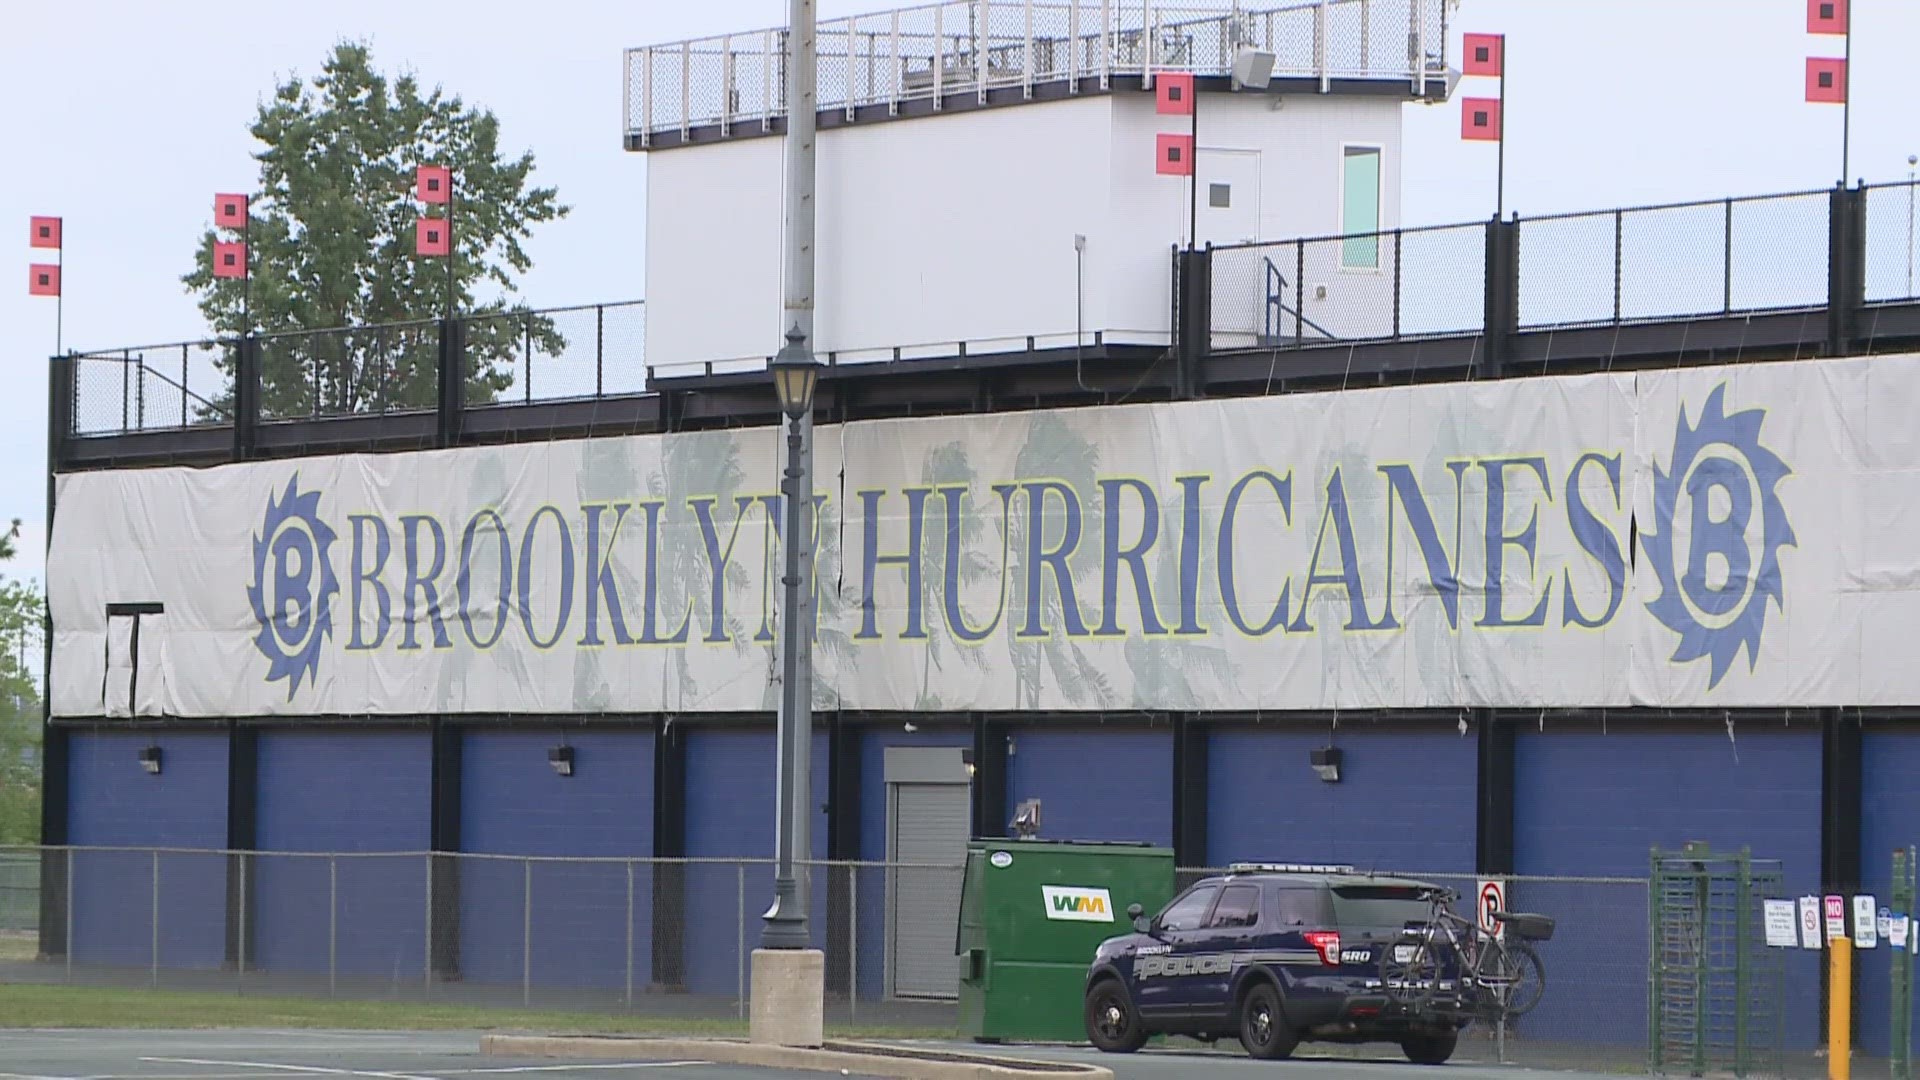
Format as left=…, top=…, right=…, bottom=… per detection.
left=1375, top=886, right=1550, bottom=1021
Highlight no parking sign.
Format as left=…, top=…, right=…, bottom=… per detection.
left=1478, top=879, right=1507, bottom=939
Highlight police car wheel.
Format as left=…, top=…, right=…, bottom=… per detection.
left=1402, top=1032, right=1458, bottom=1066
left=1084, top=979, right=1148, bottom=1053
left=1237, top=983, right=1298, bottom=1060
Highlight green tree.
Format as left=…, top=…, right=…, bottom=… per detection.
left=0, top=523, right=45, bottom=844
left=184, top=42, right=568, bottom=418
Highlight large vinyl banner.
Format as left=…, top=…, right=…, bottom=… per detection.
left=49, top=354, right=1915, bottom=717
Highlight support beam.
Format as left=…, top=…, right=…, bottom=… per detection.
left=651, top=720, right=689, bottom=989
left=1475, top=710, right=1515, bottom=877
left=437, top=319, right=466, bottom=448
left=224, top=724, right=258, bottom=969
left=1171, top=714, right=1208, bottom=867
left=1479, top=218, right=1521, bottom=378
left=824, top=714, right=860, bottom=994
left=970, top=714, right=1009, bottom=839
left=1822, top=706, right=1863, bottom=1047
left=36, top=725, right=69, bottom=960
left=428, top=721, right=462, bottom=981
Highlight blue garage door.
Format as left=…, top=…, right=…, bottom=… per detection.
left=68, top=731, right=229, bottom=970
left=680, top=726, right=829, bottom=995
left=1207, top=723, right=1475, bottom=872
left=460, top=728, right=655, bottom=990
left=1514, top=720, right=1823, bottom=1051
left=252, top=730, right=431, bottom=978
left=856, top=725, right=974, bottom=1000
left=1005, top=726, right=1171, bottom=847
left=1860, top=724, right=1920, bottom=1056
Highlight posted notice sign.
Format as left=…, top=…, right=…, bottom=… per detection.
left=1826, top=895, right=1848, bottom=939
left=1763, top=900, right=1799, bottom=948
left=1799, top=897, right=1823, bottom=949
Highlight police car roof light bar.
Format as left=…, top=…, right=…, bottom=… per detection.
left=1227, top=862, right=1357, bottom=874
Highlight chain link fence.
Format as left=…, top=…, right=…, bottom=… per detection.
left=1866, top=180, right=1920, bottom=305
left=625, top=0, right=1448, bottom=143
left=70, top=341, right=233, bottom=436
left=0, top=844, right=1871, bottom=1073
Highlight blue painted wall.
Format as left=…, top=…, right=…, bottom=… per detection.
left=251, top=730, right=431, bottom=979
left=1207, top=723, right=1476, bottom=872
left=1005, top=726, right=1171, bottom=846
left=67, top=731, right=229, bottom=970
left=1514, top=721, right=1823, bottom=1051
left=1859, top=725, right=1920, bottom=1057
left=680, top=725, right=830, bottom=995
left=458, top=729, right=654, bottom=990
left=855, top=725, right=974, bottom=1000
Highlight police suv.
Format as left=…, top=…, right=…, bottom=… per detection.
left=1082, top=864, right=1469, bottom=1065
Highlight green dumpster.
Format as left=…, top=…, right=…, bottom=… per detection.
left=957, top=838, right=1175, bottom=1043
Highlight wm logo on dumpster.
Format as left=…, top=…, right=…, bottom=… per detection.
left=1041, top=885, right=1115, bottom=922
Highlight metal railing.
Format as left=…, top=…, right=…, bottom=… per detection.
left=70, top=340, right=234, bottom=437
left=623, top=0, right=1449, bottom=145
left=68, top=301, right=644, bottom=438
left=1207, top=181, right=1918, bottom=355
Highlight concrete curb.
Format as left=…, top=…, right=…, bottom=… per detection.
left=480, top=1035, right=1114, bottom=1080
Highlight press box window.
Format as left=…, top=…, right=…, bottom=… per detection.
left=1209, top=183, right=1231, bottom=208
left=1341, top=145, right=1382, bottom=270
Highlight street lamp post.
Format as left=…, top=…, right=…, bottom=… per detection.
left=747, top=0, right=825, bottom=1049
left=762, top=330, right=819, bottom=952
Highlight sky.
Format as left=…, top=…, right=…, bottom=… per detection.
left=3, top=0, right=1917, bottom=589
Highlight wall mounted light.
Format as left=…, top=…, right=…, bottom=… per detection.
left=1011, top=798, right=1042, bottom=839
left=138, top=745, right=163, bottom=776
left=1310, top=746, right=1343, bottom=784
left=961, top=747, right=977, bottom=779
left=548, top=745, right=575, bottom=777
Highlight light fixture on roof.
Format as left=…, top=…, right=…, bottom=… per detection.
left=1231, top=46, right=1277, bottom=91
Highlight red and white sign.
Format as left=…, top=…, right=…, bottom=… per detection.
left=1478, top=879, right=1507, bottom=939
left=1825, top=895, right=1848, bottom=940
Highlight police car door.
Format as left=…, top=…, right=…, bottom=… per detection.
left=1133, top=883, right=1219, bottom=1020
left=1190, top=883, right=1262, bottom=1015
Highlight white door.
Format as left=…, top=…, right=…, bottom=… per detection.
left=1196, top=149, right=1261, bottom=247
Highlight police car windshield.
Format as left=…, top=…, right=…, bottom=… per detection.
left=1330, top=884, right=1430, bottom=931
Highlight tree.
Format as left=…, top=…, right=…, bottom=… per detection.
left=183, top=43, right=568, bottom=418
left=0, top=534, right=44, bottom=845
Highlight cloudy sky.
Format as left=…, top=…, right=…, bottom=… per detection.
left=2, top=0, right=1916, bottom=587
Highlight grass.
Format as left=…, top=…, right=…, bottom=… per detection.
left=0, top=983, right=956, bottom=1038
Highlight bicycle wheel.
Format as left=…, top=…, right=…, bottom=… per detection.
left=1378, top=937, right=1443, bottom=1007
left=1478, top=940, right=1546, bottom=1018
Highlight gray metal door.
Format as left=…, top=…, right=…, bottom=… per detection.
left=887, top=754, right=970, bottom=999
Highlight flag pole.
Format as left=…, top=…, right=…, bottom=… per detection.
left=1496, top=50, right=1507, bottom=220
left=446, top=173, right=456, bottom=320
left=1841, top=8, right=1851, bottom=185
left=55, top=238, right=63, bottom=358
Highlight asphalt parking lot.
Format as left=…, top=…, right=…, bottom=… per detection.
left=0, top=1030, right=821, bottom=1080
left=906, top=1039, right=1640, bottom=1079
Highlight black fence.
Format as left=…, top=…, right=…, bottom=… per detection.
left=1205, top=180, right=1918, bottom=358
left=68, top=301, right=645, bottom=438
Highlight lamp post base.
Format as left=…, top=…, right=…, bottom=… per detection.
left=749, top=948, right=825, bottom=1047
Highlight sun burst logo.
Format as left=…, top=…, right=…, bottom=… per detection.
left=1643, top=384, right=1796, bottom=689
left=245, top=475, right=340, bottom=699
